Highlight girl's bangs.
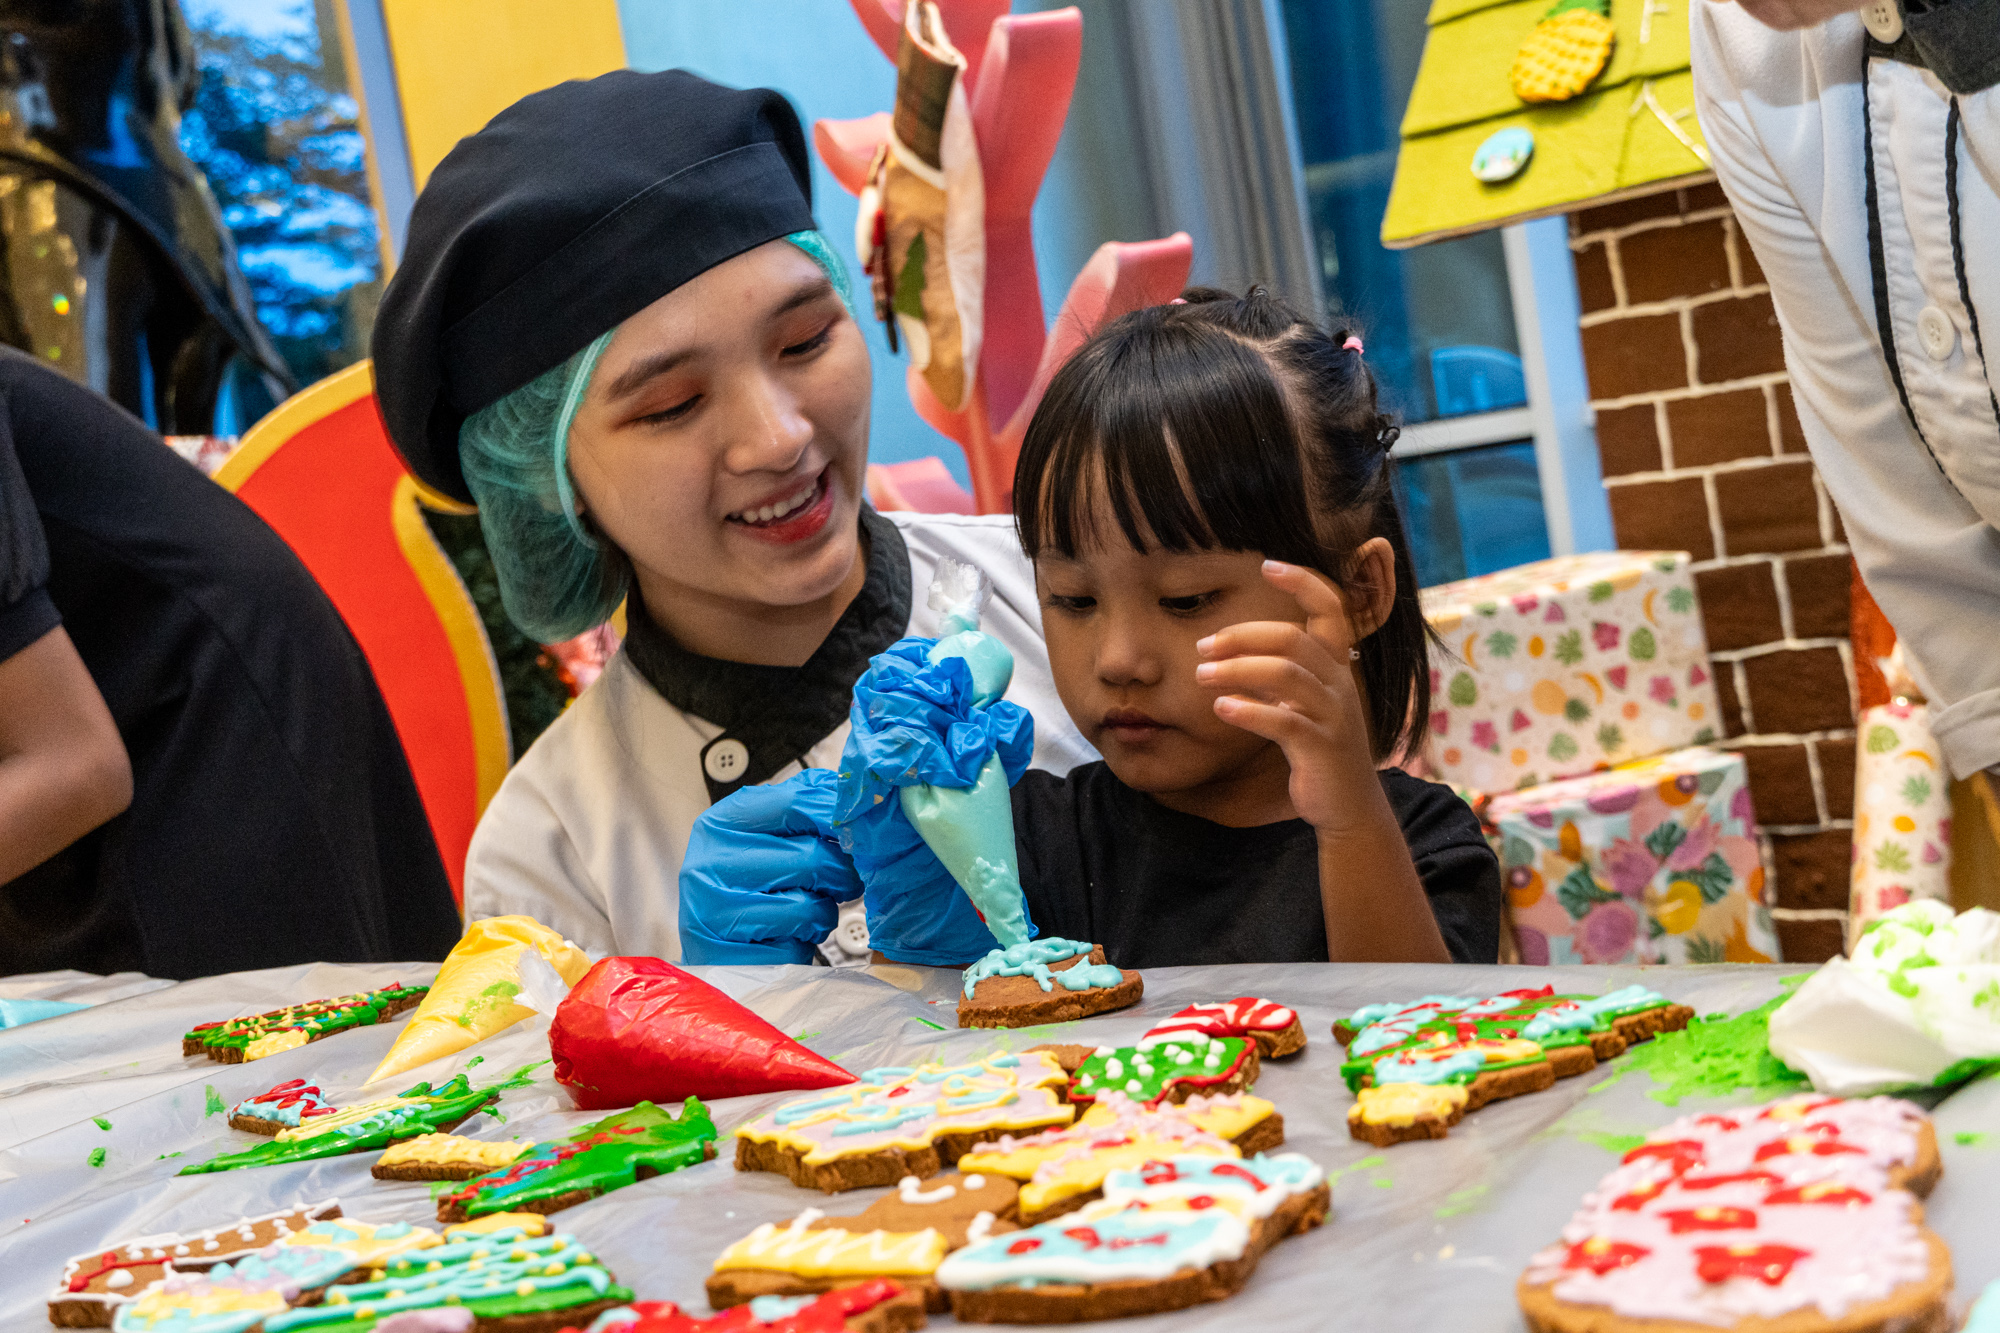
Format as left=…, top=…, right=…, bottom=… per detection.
left=1018, top=321, right=1318, bottom=565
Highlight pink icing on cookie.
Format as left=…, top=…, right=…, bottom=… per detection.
left=1524, top=1095, right=1935, bottom=1324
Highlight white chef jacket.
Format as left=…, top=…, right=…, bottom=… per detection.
left=1693, top=4, right=2000, bottom=776
left=461, top=509, right=1094, bottom=959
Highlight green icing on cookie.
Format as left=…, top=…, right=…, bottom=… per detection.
left=1620, top=994, right=1808, bottom=1106
left=177, top=1073, right=503, bottom=1174
left=439, top=1098, right=717, bottom=1219
left=1071, top=1035, right=1252, bottom=1106
left=258, top=1225, right=624, bottom=1331
left=182, top=984, right=430, bottom=1057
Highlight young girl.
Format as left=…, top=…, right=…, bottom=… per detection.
left=1000, top=287, right=1500, bottom=965
left=679, top=287, right=1501, bottom=967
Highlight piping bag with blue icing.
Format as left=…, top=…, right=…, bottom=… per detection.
left=832, top=559, right=1121, bottom=998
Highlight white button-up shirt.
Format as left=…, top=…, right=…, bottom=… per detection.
left=1693, top=4, right=2000, bottom=776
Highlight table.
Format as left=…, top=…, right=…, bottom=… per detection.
left=2, top=960, right=1994, bottom=1330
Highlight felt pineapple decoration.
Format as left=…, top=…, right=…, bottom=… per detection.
left=1510, top=0, right=1615, bottom=104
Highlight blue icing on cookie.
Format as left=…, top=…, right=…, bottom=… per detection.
left=1369, top=1047, right=1487, bottom=1085
left=961, top=938, right=1118, bottom=999
left=937, top=1208, right=1251, bottom=1290
left=747, top=1294, right=820, bottom=1322
left=1963, top=1281, right=2000, bottom=1333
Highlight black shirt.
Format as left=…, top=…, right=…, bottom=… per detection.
left=1013, top=761, right=1502, bottom=967
left=0, top=348, right=461, bottom=979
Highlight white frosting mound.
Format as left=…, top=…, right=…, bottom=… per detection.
left=1768, top=902, right=2000, bottom=1095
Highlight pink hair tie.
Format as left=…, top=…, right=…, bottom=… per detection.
left=1343, top=336, right=1364, bottom=354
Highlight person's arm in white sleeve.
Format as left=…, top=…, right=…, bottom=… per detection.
left=1693, top=7, right=2000, bottom=776
left=462, top=773, right=616, bottom=956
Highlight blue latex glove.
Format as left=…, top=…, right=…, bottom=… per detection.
left=832, top=637, right=1035, bottom=966
left=678, top=770, right=863, bottom=964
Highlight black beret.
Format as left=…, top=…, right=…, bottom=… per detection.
left=373, top=69, right=816, bottom=502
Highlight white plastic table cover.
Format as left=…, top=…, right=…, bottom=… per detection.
left=2, top=960, right=1995, bottom=1330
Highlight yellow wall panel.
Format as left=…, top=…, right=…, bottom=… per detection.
left=381, top=0, right=627, bottom=189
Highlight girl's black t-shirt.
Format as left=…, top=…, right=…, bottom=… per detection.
left=1011, top=762, right=1502, bottom=967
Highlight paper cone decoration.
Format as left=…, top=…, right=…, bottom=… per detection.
left=1850, top=703, right=1953, bottom=940
left=856, top=0, right=985, bottom=411
left=366, top=915, right=590, bottom=1085
left=549, top=956, right=855, bottom=1110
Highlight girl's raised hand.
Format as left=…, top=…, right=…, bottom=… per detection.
left=1194, top=559, right=1380, bottom=831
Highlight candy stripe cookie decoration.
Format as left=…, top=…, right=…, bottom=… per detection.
left=1518, top=1095, right=1950, bottom=1331
left=1139, top=998, right=1305, bottom=1058
left=49, top=1202, right=344, bottom=1328
left=437, top=1100, right=718, bottom=1223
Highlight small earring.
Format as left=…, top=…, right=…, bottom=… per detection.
left=1348, top=648, right=1361, bottom=662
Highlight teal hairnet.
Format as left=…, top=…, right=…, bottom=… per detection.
left=459, top=231, right=853, bottom=644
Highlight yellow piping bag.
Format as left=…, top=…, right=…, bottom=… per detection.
left=365, top=915, right=590, bottom=1085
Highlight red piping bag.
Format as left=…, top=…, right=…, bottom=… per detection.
left=549, top=956, right=855, bottom=1110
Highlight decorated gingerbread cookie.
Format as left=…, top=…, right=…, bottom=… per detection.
left=955, top=1090, right=1284, bottom=1225
left=956, top=941, right=1141, bottom=1030
left=48, top=1201, right=342, bottom=1327
left=1065, top=1035, right=1259, bottom=1110
left=250, top=1222, right=627, bottom=1333
left=709, top=1171, right=1019, bottom=1312
left=436, top=1100, right=717, bottom=1223
left=936, top=1151, right=1328, bottom=1323
left=178, top=1072, right=515, bottom=1176
left=108, top=1243, right=365, bottom=1333
left=1142, top=997, right=1306, bottom=1058
left=734, top=1053, right=1075, bottom=1194
left=181, top=984, right=427, bottom=1063
left=373, top=1133, right=533, bottom=1182
left=228, top=1080, right=338, bottom=1136
left=1518, top=1095, right=1949, bottom=1333
left=1339, top=985, right=1694, bottom=1145
left=574, top=1281, right=927, bottom=1333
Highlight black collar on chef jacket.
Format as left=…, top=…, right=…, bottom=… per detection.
left=1873, top=0, right=2000, bottom=96
left=620, top=504, right=912, bottom=803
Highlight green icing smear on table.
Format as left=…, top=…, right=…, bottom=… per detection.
left=1957, top=1131, right=1989, bottom=1147
left=1326, top=1154, right=1387, bottom=1190
left=1575, top=1129, right=1648, bottom=1154
left=92, top=1116, right=111, bottom=1131
left=87, top=1147, right=105, bottom=1168
left=1622, top=992, right=1808, bottom=1106
left=1436, top=1183, right=1490, bottom=1217
left=910, top=1016, right=946, bottom=1031
left=203, top=1085, right=225, bottom=1117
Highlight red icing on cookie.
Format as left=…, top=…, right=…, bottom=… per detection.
left=1694, top=1244, right=1810, bottom=1286
left=576, top=1280, right=908, bottom=1332
left=1764, top=1182, right=1871, bottom=1207
left=1563, top=1238, right=1650, bottom=1275
left=1659, top=1207, right=1758, bottom=1234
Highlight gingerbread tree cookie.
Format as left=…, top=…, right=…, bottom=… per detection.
left=436, top=1099, right=717, bottom=1223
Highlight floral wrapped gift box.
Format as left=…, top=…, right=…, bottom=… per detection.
left=1421, top=551, right=1721, bottom=792
left=1486, top=747, right=1780, bottom=966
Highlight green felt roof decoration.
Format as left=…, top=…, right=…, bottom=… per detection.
left=1382, top=0, right=1710, bottom=249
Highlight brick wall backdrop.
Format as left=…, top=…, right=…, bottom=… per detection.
left=1569, top=182, right=1853, bottom=963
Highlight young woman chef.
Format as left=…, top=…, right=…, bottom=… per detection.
left=371, top=69, right=1089, bottom=961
